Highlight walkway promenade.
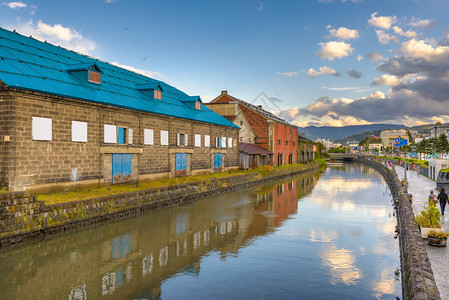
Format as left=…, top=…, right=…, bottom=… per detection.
left=396, top=165, right=449, bottom=300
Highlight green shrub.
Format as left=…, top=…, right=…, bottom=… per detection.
left=415, top=202, right=442, bottom=228
left=428, top=229, right=448, bottom=239
left=257, top=165, right=274, bottom=176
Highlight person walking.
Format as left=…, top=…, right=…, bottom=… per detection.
left=429, top=190, right=438, bottom=204
left=437, top=188, right=448, bottom=216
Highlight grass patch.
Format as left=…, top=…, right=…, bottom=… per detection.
left=37, top=162, right=319, bottom=205
left=38, top=169, right=251, bottom=205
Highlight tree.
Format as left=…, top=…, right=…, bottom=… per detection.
left=437, top=134, right=449, bottom=155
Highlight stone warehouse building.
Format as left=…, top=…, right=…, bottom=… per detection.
left=0, top=28, right=239, bottom=191
left=206, top=91, right=298, bottom=166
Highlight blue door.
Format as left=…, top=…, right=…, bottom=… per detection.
left=112, top=154, right=132, bottom=183
left=175, top=153, right=187, bottom=176
left=214, top=153, right=223, bottom=172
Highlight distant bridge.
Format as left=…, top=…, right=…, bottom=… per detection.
left=327, top=153, right=357, bottom=161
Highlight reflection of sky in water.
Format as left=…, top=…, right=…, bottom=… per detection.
left=0, top=164, right=400, bottom=300
left=320, top=245, right=363, bottom=285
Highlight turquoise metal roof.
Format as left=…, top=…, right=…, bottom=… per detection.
left=0, top=28, right=239, bottom=129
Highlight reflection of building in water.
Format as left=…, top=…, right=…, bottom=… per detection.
left=0, top=172, right=319, bottom=299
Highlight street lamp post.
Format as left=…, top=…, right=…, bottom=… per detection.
left=403, top=146, right=408, bottom=193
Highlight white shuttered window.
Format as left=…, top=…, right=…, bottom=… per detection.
left=144, top=129, right=154, bottom=145
left=195, top=134, right=201, bottom=147
left=32, top=117, right=52, bottom=141
left=161, top=130, right=169, bottom=146
left=104, top=124, right=116, bottom=143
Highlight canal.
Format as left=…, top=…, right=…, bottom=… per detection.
left=0, top=163, right=401, bottom=299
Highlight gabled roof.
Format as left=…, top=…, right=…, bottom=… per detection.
left=210, top=92, right=293, bottom=127
left=0, top=28, right=238, bottom=129
left=239, top=142, right=273, bottom=155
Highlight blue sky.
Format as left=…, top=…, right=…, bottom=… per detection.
left=1, top=0, right=449, bottom=127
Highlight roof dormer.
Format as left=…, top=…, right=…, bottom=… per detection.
left=179, top=96, right=202, bottom=110
left=66, top=62, right=103, bottom=85
left=135, top=83, right=163, bottom=100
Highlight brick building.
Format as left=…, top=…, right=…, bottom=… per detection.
left=206, top=91, right=297, bottom=166
left=0, top=28, right=239, bottom=191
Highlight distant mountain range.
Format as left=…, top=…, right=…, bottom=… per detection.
left=297, top=124, right=407, bottom=142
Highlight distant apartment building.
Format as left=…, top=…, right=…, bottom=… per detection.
left=380, top=129, right=409, bottom=147
left=431, top=125, right=449, bottom=139
left=368, top=139, right=382, bottom=152
left=206, top=91, right=297, bottom=166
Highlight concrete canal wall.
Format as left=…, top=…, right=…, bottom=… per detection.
left=0, top=163, right=321, bottom=247
left=360, top=158, right=440, bottom=300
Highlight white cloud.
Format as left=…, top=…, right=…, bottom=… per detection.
left=37, top=20, right=81, bottom=41
left=110, top=62, right=162, bottom=79
left=256, top=1, right=263, bottom=11
left=105, top=0, right=115, bottom=3
left=392, top=26, right=418, bottom=38
left=375, top=30, right=399, bottom=44
left=357, top=55, right=363, bottom=61
left=307, top=66, right=340, bottom=77
left=275, top=71, right=298, bottom=77
left=368, top=12, right=397, bottom=30
left=3, top=1, right=26, bottom=9
left=409, top=18, right=434, bottom=29
left=398, top=38, right=449, bottom=62
left=7, top=20, right=96, bottom=54
left=317, top=41, right=353, bottom=60
left=371, top=74, right=400, bottom=86
left=327, top=25, right=359, bottom=40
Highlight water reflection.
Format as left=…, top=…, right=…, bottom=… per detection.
left=320, top=245, right=363, bottom=285
left=0, top=164, right=401, bottom=300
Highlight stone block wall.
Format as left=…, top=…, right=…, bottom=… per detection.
left=360, top=158, right=440, bottom=300
left=0, top=163, right=320, bottom=247
left=1, top=89, right=239, bottom=191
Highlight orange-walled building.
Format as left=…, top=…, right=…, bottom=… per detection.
left=206, top=91, right=298, bottom=166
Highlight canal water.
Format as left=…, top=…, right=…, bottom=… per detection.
left=0, top=163, right=401, bottom=300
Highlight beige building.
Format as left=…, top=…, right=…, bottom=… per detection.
left=380, top=129, right=409, bottom=147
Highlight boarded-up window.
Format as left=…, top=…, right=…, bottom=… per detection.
left=144, top=129, right=154, bottom=145
left=32, top=117, right=52, bottom=141
left=228, top=137, right=233, bottom=148
left=154, top=90, right=162, bottom=99
left=204, top=135, right=210, bottom=147
left=161, top=130, right=169, bottom=145
left=88, top=70, right=101, bottom=84
left=222, top=137, right=226, bottom=148
left=195, top=134, right=201, bottom=147
left=128, top=128, right=133, bottom=144
left=104, top=124, right=117, bottom=143
left=72, top=121, right=87, bottom=142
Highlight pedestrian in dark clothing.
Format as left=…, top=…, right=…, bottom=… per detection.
left=437, top=188, right=448, bottom=216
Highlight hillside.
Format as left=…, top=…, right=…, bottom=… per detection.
left=298, top=124, right=406, bottom=141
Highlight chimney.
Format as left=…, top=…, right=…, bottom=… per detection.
left=257, top=105, right=262, bottom=108
left=221, top=90, right=227, bottom=95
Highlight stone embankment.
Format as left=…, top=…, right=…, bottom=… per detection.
left=360, top=158, right=440, bottom=300
left=0, top=163, right=321, bottom=247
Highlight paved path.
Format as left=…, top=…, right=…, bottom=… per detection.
left=395, top=165, right=449, bottom=300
